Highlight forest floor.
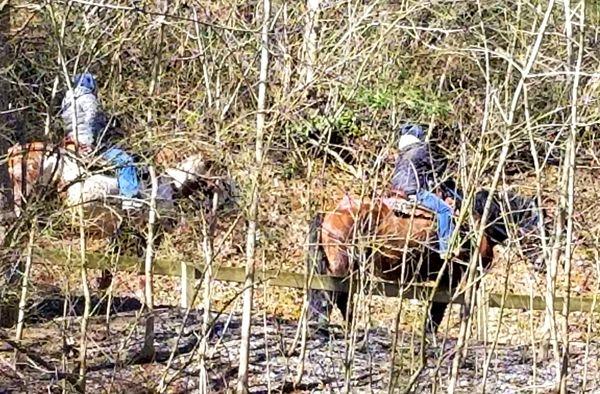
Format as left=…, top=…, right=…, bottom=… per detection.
left=1, top=163, right=599, bottom=392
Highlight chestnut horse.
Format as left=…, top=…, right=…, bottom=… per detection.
left=306, top=187, right=546, bottom=333
left=5, top=137, right=230, bottom=288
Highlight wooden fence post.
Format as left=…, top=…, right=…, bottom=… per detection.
left=180, top=262, right=196, bottom=309
left=476, top=280, right=489, bottom=343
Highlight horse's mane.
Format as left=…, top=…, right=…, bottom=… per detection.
left=440, top=179, right=539, bottom=244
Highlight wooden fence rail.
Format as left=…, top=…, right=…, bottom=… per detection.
left=34, top=248, right=600, bottom=314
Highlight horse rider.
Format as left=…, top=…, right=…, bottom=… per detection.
left=390, top=124, right=456, bottom=259
left=60, top=72, right=142, bottom=211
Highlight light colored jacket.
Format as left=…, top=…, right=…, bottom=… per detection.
left=61, top=86, right=107, bottom=147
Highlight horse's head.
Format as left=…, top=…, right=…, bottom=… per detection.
left=160, top=153, right=239, bottom=216
left=512, top=196, right=552, bottom=272
left=480, top=190, right=550, bottom=271
left=494, top=192, right=550, bottom=270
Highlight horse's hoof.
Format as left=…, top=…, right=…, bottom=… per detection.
left=355, top=330, right=370, bottom=350
left=315, top=325, right=330, bottom=337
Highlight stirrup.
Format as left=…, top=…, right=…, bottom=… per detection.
left=122, top=198, right=144, bottom=211
left=389, top=199, right=413, bottom=214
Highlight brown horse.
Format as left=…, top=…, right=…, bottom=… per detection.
left=306, top=187, right=547, bottom=333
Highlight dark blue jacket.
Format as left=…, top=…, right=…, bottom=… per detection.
left=391, top=139, right=445, bottom=195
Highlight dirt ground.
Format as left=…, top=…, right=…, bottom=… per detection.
left=1, top=301, right=599, bottom=393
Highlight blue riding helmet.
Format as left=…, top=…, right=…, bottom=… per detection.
left=72, top=72, right=97, bottom=92
left=399, top=124, right=425, bottom=140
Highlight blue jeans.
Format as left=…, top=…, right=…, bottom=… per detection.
left=415, top=190, right=454, bottom=254
left=101, top=147, right=140, bottom=199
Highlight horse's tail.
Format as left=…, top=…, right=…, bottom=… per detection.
left=306, top=212, right=326, bottom=276
left=305, top=212, right=331, bottom=323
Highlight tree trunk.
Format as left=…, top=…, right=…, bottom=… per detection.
left=0, top=1, right=13, bottom=213
left=302, top=0, right=320, bottom=91
left=138, top=166, right=158, bottom=362
left=237, top=0, right=271, bottom=392
left=448, top=1, right=556, bottom=391
left=558, top=1, right=584, bottom=392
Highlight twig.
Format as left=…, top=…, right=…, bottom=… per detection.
left=13, top=225, right=35, bottom=364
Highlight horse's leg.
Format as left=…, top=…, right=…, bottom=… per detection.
left=427, top=302, right=449, bottom=334
left=306, top=213, right=332, bottom=325
left=97, top=270, right=113, bottom=291
left=424, top=254, right=465, bottom=335
left=333, top=290, right=353, bottom=324
left=96, top=222, right=124, bottom=291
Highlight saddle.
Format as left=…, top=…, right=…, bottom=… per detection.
left=62, top=135, right=147, bottom=179
left=383, top=189, right=436, bottom=219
